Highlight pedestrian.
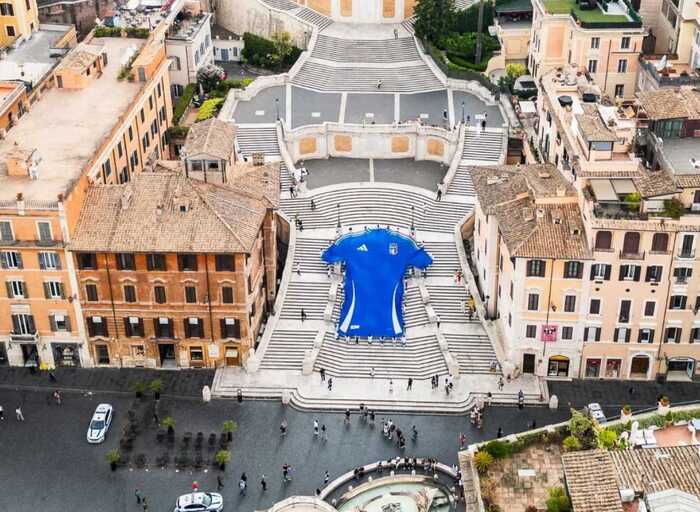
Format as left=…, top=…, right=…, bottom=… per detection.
left=280, top=418, right=288, bottom=436
left=282, top=463, right=292, bottom=482
left=407, top=378, right=413, bottom=390
left=0, top=404, right=4, bottom=420
left=369, top=410, right=375, bottom=426
left=412, top=425, right=418, bottom=441
left=15, top=406, right=24, bottom=421
left=48, top=370, right=57, bottom=382
left=518, top=389, right=524, bottom=410
left=497, top=426, right=503, bottom=438
left=344, top=408, right=351, bottom=424
left=389, top=379, right=394, bottom=394
left=320, top=368, right=326, bottom=382
left=289, top=186, right=295, bottom=197
left=328, top=377, right=333, bottom=391
left=321, top=423, right=328, bottom=441
left=436, top=185, right=443, bottom=201
left=53, top=390, right=61, bottom=405
left=261, top=474, right=267, bottom=491
left=459, top=432, right=466, bottom=449
left=217, top=475, right=224, bottom=490
left=300, top=308, right=307, bottom=322
left=310, top=199, right=316, bottom=211
left=436, top=316, right=441, bottom=330
left=481, top=119, right=486, bottom=131
left=239, top=478, right=247, bottom=495
left=370, top=367, right=375, bottom=379
left=394, top=28, right=398, bottom=39
left=298, top=219, right=304, bottom=231
left=314, top=418, right=319, bottom=437
left=142, top=500, right=148, bottom=512
left=135, top=489, right=143, bottom=504
left=324, top=470, right=330, bottom=484
left=295, top=262, right=301, bottom=275
left=376, top=79, right=382, bottom=89
left=498, top=376, right=504, bottom=391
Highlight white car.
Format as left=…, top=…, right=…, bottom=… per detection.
left=174, top=492, right=224, bottom=512
left=86, top=403, right=113, bottom=444
left=587, top=402, right=607, bottom=424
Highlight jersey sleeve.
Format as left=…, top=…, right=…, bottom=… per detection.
left=407, top=246, right=433, bottom=270
left=321, top=238, right=348, bottom=265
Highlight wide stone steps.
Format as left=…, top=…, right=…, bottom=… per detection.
left=427, top=285, right=474, bottom=324
left=401, top=17, right=415, bottom=35
left=279, top=281, right=330, bottom=320
left=259, top=330, right=316, bottom=370
left=462, top=130, right=502, bottom=162
left=295, top=7, right=333, bottom=30
left=314, top=332, right=448, bottom=379
left=447, top=165, right=476, bottom=196
left=291, top=61, right=443, bottom=93
left=236, top=126, right=280, bottom=159
left=444, top=333, right=498, bottom=374
left=294, top=238, right=332, bottom=274
left=281, top=188, right=470, bottom=233
left=312, top=34, right=422, bottom=63
left=404, top=287, right=429, bottom=328
left=258, top=0, right=299, bottom=10
left=422, top=241, right=462, bottom=278
left=280, top=162, right=294, bottom=192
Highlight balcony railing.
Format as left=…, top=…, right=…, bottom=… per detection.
left=10, top=331, right=39, bottom=342
left=677, top=250, right=695, bottom=259
left=639, top=57, right=700, bottom=87
left=619, top=250, right=645, bottom=260
left=594, top=202, right=647, bottom=220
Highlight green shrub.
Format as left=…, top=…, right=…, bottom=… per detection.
left=546, top=487, right=571, bottom=512
left=196, top=98, right=224, bottom=121
left=473, top=450, right=494, bottom=474
left=597, top=429, right=617, bottom=450
left=484, top=440, right=512, bottom=459
left=242, top=32, right=301, bottom=70
left=570, top=409, right=597, bottom=449
left=173, top=84, right=196, bottom=125
left=167, top=125, right=190, bottom=139
left=562, top=435, right=581, bottom=452
left=93, top=25, right=149, bottom=38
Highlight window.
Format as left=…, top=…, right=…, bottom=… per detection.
left=128, top=126, right=133, bottom=141
left=526, top=259, right=546, bottom=277
left=184, top=317, right=203, bottom=338
left=6, top=26, right=14, bottom=37
left=87, top=316, right=108, bottom=337
left=690, top=328, right=700, bottom=343
left=590, top=264, right=611, bottom=281
left=591, top=37, right=600, bottom=49
left=679, top=234, right=695, bottom=258
left=153, top=317, right=173, bottom=338
left=142, top=133, right=149, bottom=151
left=221, top=286, right=234, bottom=304
left=617, top=59, right=627, bottom=73
left=6, top=280, right=25, bottom=298
left=621, top=36, right=630, bottom=49
left=644, top=301, right=656, bottom=317
left=157, top=82, right=162, bottom=97
left=102, top=159, right=112, bottom=179
left=638, top=328, right=654, bottom=343
left=190, top=346, right=204, bottom=361
left=117, top=142, right=123, bottom=158
left=85, top=283, right=98, bottom=302
left=146, top=253, right=167, bottom=271
left=614, top=84, right=625, bottom=98
left=525, top=325, right=537, bottom=339
left=527, top=293, right=539, bottom=311
left=695, top=296, right=700, bottom=313
left=185, top=286, right=197, bottom=304
left=589, top=299, right=601, bottom=315
left=123, top=284, right=137, bottom=303
left=154, top=285, right=166, bottom=304
left=123, top=317, right=144, bottom=337
left=95, top=345, right=110, bottom=365
left=150, top=119, right=157, bottom=138
left=664, top=327, right=682, bottom=343
left=563, top=261, right=583, bottom=279
left=673, top=267, right=693, bottom=284
left=35, top=221, right=52, bottom=243
left=594, top=231, right=612, bottom=250
left=670, top=295, right=687, bottom=310
left=44, top=281, right=64, bottom=299
left=561, top=326, right=573, bottom=340
left=178, top=254, right=198, bottom=271
left=651, top=233, right=669, bottom=252
left=38, top=252, right=60, bottom=270
left=0, top=220, right=13, bottom=242
left=115, top=253, right=135, bottom=271
left=77, top=253, right=97, bottom=270
left=563, top=295, right=576, bottom=313
left=215, top=255, right=235, bottom=272
left=11, top=313, right=35, bottom=335
left=50, top=314, right=71, bottom=332
left=140, top=108, right=145, bottom=123
left=0, top=3, right=14, bottom=15
left=618, top=300, right=632, bottom=323
left=588, top=59, right=598, bottom=73
left=220, top=318, right=240, bottom=338
left=614, top=327, right=631, bottom=343
left=646, top=265, right=663, bottom=283
left=583, top=327, right=601, bottom=342
left=149, top=95, right=153, bottom=110
left=622, top=232, right=640, bottom=256
left=619, top=265, right=641, bottom=281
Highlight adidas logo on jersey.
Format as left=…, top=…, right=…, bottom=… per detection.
left=357, top=244, right=368, bottom=252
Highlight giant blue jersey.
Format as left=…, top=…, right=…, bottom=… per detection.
left=321, top=228, right=432, bottom=338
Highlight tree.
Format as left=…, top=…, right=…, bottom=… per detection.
left=506, top=63, right=527, bottom=80
left=271, top=31, right=294, bottom=69
left=197, top=64, right=225, bottom=93
left=222, top=420, right=238, bottom=442
left=414, top=0, right=456, bottom=43
left=546, top=487, right=571, bottom=512
left=597, top=429, right=617, bottom=450
left=569, top=409, right=597, bottom=449
left=562, top=435, right=581, bottom=452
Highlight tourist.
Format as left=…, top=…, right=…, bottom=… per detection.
left=383, top=421, right=389, bottom=438
left=324, top=470, right=330, bottom=484
left=407, top=378, right=413, bottom=391
left=313, top=419, right=319, bottom=437
left=295, top=262, right=301, bottom=275
left=496, top=427, right=503, bottom=438
left=393, top=28, right=398, bottom=39
left=389, top=379, right=394, bottom=394
left=376, top=79, right=382, bottom=89
left=498, top=376, right=504, bottom=391
left=344, top=408, right=351, bottom=424
left=321, top=424, right=328, bottom=441
left=328, top=377, right=333, bottom=391
left=370, top=367, right=376, bottom=379
left=369, top=410, right=376, bottom=426
left=310, top=199, right=316, bottom=211
left=518, top=390, right=524, bottom=409
left=15, top=406, right=24, bottom=422
left=238, top=478, right=246, bottom=495
left=261, top=475, right=267, bottom=491
left=320, top=368, right=326, bottom=381
left=300, top=308, right=307, bottom=322
left=459, top=432, right=466, bottom=449
left=280, top=418, right=288, bottom=436
left=412, top=425, right=418, bottom=441
left=298, top=219, right=304, bottom=232
left=436, top=183, right=443, bottom=201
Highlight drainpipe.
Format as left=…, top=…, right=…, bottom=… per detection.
left=103, top=253, right=120, bottom=365
left=655, top=230, right=678, bottom=379
left=203, top=254, right=216, bottom=367
left=603, top=39, right=612, bottom=96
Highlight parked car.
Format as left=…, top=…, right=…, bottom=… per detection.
left=587, top=402, right=607, bottom=424
left=174, top=492, right=224, bottom=512
left=86, top=403, right=113, bottom=444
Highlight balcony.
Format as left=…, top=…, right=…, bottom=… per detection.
left=639, top=57, right=700, bottom=88
left=619, top=249, right=645, bottom=260
left=10, top=330, right=39, bottom=342
left=594, top=202, right=647, bottom=221
left=677, top=250, right=695, bottom=259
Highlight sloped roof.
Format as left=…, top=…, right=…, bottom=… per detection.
left=70, top=161, right=279, bottom=254
left=183, top=118, right=236, bottom=161
left=562, top=451, right=624, bottom=512
left=637, top=88, right=700, bottom=120
left=576, top=103, right=616, bottom=143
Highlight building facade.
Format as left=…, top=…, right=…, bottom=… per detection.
left=0, top=0, right=39, bottom=47
left=166, top=11, right=213, bottom=97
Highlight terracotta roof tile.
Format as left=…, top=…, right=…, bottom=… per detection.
left=637, top=88, right=700, bottom=120
left=183, top=118, right=236, bottom=161
left=562, top=451, right=624, bottom=512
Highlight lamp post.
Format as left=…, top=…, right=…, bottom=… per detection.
left=410, top=205, right=415, bottom=236
left=461, top=101, right=465, bottom=125
left=275, top=98, right=280, bottom=121
left=336, top=203, right=340, bottom=229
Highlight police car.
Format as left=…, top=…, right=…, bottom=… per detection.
left=173, top=492, right=224, bottom=512
left=86, top=403, right=113, bottom=443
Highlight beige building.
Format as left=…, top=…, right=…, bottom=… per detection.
left=0, top=0, right=38, bottom=47
left=0, top=32, right=172, bottom=368
left=529, top=0, right=646, bottom=100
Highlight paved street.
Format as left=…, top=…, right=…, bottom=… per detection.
left=0, top=388, right=569, bottom=512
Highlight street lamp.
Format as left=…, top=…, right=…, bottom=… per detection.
left=275, top=98, right=280, bottom=121
left=461, top=101, right=465, bottom=125
left=336, top=203, right=341, bottom=229
left=410, top=205, right=415, bottom=236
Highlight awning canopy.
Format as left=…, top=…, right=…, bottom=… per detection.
left=590, top=179, right=618, bottom=201
left=611, top=179, right=637, bottom=195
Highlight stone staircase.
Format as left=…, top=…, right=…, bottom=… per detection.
left=257, top=0, right=299, bottom=9
left=293, top=238, right=332, bottom=274
left=259, top=330, right=317, bottom=371
left=291, top=61, right=443, bottom=93
left=462, top=128, right=503, bottom=162
left=427, top=285, right=474, bottom=324
left=279, top=281, right=330, bottom=321
left=404, top=285, right=429, bottom=328
left=235, top=125, right=281, bottom=160
left=400, top=17, right=415, bottom=35
left=294, top=7, right=333, bottom=30
left=444, top=333, right=498, bottom=374
left=312, top=34, right=422, bottom=63
left=422, top=241, right=462, bottom=278
left=279, top=161, right=294, bottom=192
left=447, top=165, right=476, bottom=196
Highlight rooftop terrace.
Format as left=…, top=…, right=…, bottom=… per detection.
left=542, top=0, right=642, bottom=27
left=0, top=37, right=145, bottom=202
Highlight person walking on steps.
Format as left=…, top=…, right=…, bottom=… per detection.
left=320, top=368, right=326, bottom=382
left=412, top=425, right=418, bottom=441
left=407, top=378, right=413, bottom=391
left=328, top=377, right=333, bottom=391
left=280, top=418, right=288, bottom=436
left=496, top=426, right=504, bottom=438
left=498, top=376, right=504, bottom=391
left=321, top=424, right=328, bottom=441
left=376, top=79, right=383, bottom=90
left=261, top=475, right=267, bottom=491
left=344, top=408, right=351, bottom=425
left=313, top=419, right=319, bottom=437
left=300, top=308, right=307, bottom=323
left=324, top=470, right=330, bottom=485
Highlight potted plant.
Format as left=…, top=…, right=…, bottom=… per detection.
left=106, top=449, right=121, bottom=471
left=149, top=379, right=162, bottom=400
left=621, top=404, right=633, bottom=423
left=658, top=396, right=670, bottom=415
left=131, top=380, right=147, bottom=400
left=222, top=420, right=238, bottom=442
left=214, top=450, right=230, bottom=471
left=160, top=416, right=176, bottom=434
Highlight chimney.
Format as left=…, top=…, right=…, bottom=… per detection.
left=522, top=207, right=534, bottom=221
left=536, top=208, right=545, bottom=218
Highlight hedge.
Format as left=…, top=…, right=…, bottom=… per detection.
left=208, top=78, right=255, bottom=98
left=173, top=84, right=196, bottom=125
left=196, top=98, right=225, bottom=121
left=242, top=32, right=301, bottom=70
left=94, top=26, right=150, bottom=39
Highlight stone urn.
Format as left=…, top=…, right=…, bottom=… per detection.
left=657, top=397, right=670, bottom=416
left=620, top=406, right=633, bottom=424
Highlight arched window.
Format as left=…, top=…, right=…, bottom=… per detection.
left=622, top=232, right=640, bottom=255
left=595, top=231, right=612, bottom=250
left=651, top=233, right=668, bottom=252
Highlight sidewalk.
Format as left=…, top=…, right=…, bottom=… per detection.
left=0, top=367, right=214, bottom=398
